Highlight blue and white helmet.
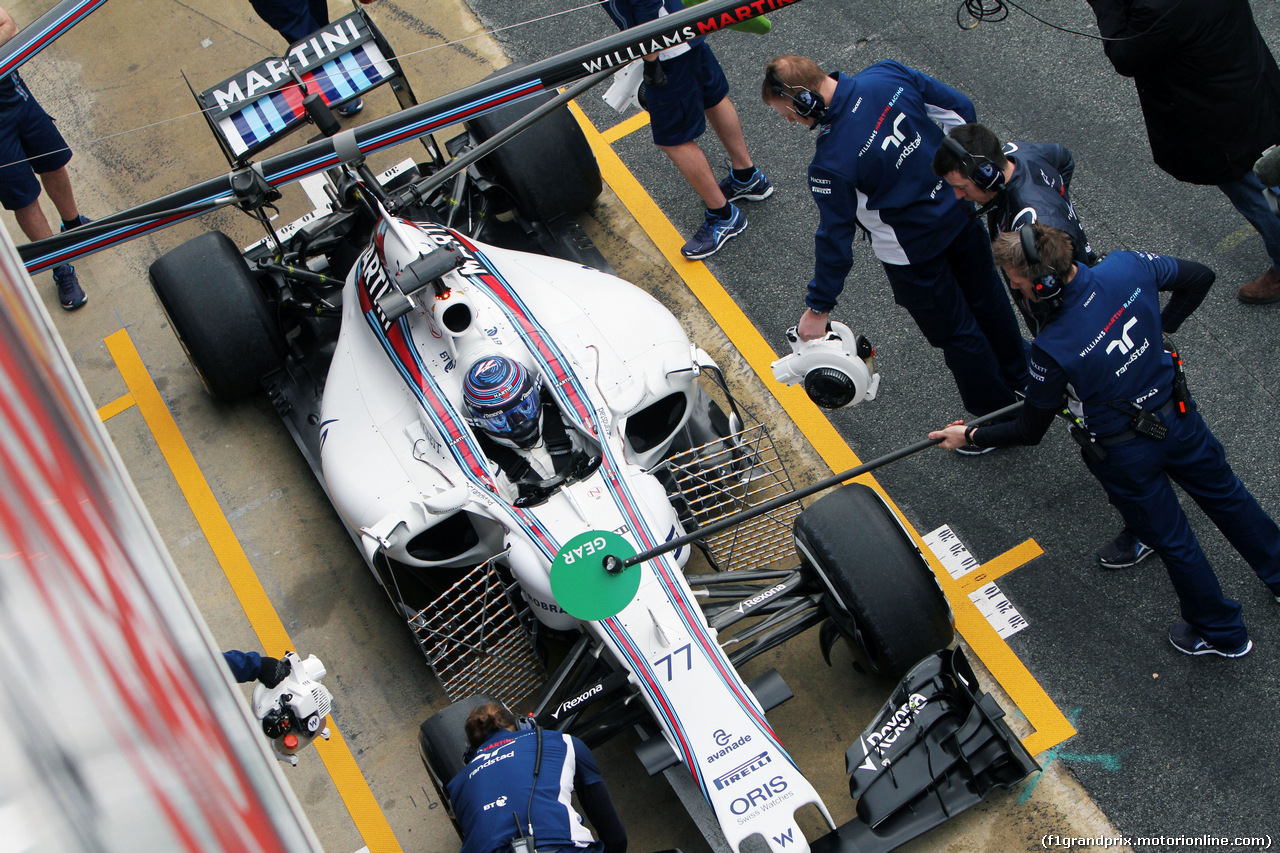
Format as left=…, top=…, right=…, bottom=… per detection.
left=463, top=355, right=543, bottom=448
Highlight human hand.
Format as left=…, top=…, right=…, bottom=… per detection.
left=929, top=421, right=969, bottom=450
left=258, top=655, right=292, bottom=688
left=796, top=308, right=829, bottom=341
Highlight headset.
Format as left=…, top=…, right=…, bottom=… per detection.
left=766, top=67, right=827, bottom=125
left=1019, top=226, right=1065, bottom=307
left=941, top=135, right=1005, bottom=192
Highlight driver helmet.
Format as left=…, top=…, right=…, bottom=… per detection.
left=463, top=355, right=543, bottom=448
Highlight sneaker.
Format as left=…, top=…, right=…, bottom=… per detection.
left=1096, top=528, right=1154, bottom=569
left=953, top=443, right=994, bottom=456
left=60, top=214, right=92, bottom=232
left=335, top=97, right=363, bottom=117
left=53, top=264, right=87, bottom=311
left=1168, top=621, right=1252, bottom=658
left=681, top=204, right=746, bottom=260
left=717, top=167, right=773, bottom=203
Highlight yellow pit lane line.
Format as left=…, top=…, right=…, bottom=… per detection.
left=102, top=329, right=403, bottom=853
left=569, top=101, right=1074, bottom=757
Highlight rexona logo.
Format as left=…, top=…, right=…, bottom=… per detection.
left=854, top=692, right=928, bottom=772
left=735, top=583, right=787, bottom=615
left=713, top=752, right=772, bottom=790
left=553, top=683, right=602, bottom=719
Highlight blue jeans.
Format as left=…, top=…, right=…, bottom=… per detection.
left=1083, top=405, right=1280, bottom=648
left=1217, top=170, right=1280, bottom=270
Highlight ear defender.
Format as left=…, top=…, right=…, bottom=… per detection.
left=941, top=135, right=1005, bottom=192
left=767, top=67, right=827, bottom=124
left=1019, top=225, right=1064, bottom=306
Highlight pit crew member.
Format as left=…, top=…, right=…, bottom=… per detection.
left=599, top=0, right=771, bottom=260
left=932, top=123, right=1150, bottom=571
left=222, top=649, right=291, bottom=687
left=447, top=701, right=626, bottom=853
left=0, top=5, right=92, bottom=310
left=762, top=55, right=1027, bottom=449
left=931, top=224, right=1280, bottom=658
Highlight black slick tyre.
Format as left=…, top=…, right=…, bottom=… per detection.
left=148, top=231, right=283, bottom=402
left=418, top=693, right=498, bottom=836
left=468, top=65, right=602, bottom=223
left=794, top=483, right=953, bottom=681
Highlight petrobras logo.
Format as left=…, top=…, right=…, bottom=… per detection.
left=713, top=752, right=772, bottom=789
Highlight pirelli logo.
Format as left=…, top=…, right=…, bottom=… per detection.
left=712, top=752, right=772, bottom=790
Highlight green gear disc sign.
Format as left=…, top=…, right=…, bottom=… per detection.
left=550, top=530, right=640, bottom=621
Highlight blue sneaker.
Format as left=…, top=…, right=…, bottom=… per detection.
left=335, top=97, right=363, bottom=117
left=717, top=167, right=773, bottom=203
left=1097, top=528, right=1154, bottom=569
left=53, top=264, right=87, bottom=310
left=60, top=214, right=92, bottom=232
left=1168, top=621, right=1252, bottom=658
left=681, top=204, right=746, bottom=260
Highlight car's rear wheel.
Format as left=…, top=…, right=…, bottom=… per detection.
left=468, top=65, right=602, bottom=223
left=794, top=483, right=953, bottom=680
left=418, top=693, right=499, bottom=836
left=149, top=231, right=284, bottom=402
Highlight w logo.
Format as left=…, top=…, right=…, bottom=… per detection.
left=773, top=829, right=794, bottom=847
left=1106, top=317, right=1139, bottom=356
left=880, top=113, right=908, bottom=150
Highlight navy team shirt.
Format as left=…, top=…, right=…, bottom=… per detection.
left=448, top=728, right=603, bottom=853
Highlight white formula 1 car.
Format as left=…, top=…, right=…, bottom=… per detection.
left=143, top=25, right=1036, bottom=853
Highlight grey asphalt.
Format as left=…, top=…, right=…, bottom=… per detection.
left=469, top=0, right=1280, bottom=849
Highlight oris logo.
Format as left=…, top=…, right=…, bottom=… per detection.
left=729, top=775, right=788, bottom=814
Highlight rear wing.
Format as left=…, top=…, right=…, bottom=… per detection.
left=195, top=8, right=404, bottom=162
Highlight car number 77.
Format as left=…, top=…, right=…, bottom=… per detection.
left=653, top=643, right=692, bottom=681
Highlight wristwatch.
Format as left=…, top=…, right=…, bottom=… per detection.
left=964, top=425, right=977, bottom=445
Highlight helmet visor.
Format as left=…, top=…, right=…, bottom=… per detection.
left=469, top=387, right=541, bottom=436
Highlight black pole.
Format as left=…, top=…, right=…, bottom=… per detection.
left=618, top=401, right=1025, bottom=568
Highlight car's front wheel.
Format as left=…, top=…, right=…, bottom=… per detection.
left=794, top=483, right=954, bottom=681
